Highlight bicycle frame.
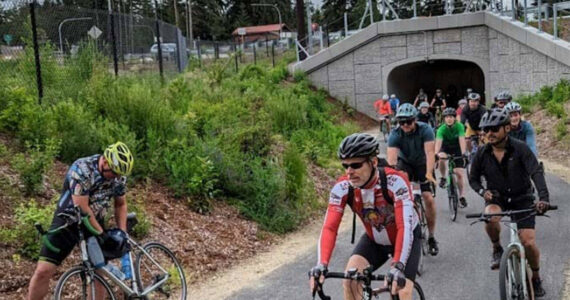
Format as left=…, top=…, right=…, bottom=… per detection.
left=503, top=221, right=530, bottom=299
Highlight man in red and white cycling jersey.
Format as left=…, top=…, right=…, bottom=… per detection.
left=309, top=133, right=421, bottom=300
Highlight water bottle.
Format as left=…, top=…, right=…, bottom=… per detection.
left=103, top=262, right=126, bottom=281
left=86, top=236, right=105, bottom=269
left=121, top=253, right=132, bottom=280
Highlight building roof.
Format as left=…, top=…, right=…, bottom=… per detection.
left=232, top=24, right=285, bottom=36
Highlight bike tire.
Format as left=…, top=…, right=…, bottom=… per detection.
left=447, top=176, right=458, bottom=222
left=415, top=195, right=428, bottom=276
left=53, top=265, right=116, bottom=300
left=135, top=242, right=187, bottom=300
left=499, top=246, right=533, bottom=300
left=413, top=281, right=426, bottom=300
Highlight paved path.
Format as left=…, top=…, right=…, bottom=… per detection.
left=227, top=135, right=570, bottom=300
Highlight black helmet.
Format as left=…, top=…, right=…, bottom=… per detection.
left=442, top=107, right=456, bottom=117
left=468, top=92, right=481, bottom=101
left=338, top=133, right=379, bottom=159
left=101, top=229, right=130, bottom=259
left=479, top=108, right=510, bottom=129
left=496, top=91, right=512, bottom=102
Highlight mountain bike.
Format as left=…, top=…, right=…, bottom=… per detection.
left=465, top=134, right=480, bottom=178
left=411, top=183, right=428, bottom=276
left=310, top=265, right=425, bottom=300
left=438, top=155, right=467, bottom=222
left=35, top=206, right=187, bottom=299
left=466, top=204, right=557, bottom=300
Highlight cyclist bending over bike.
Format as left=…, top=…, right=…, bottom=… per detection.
left=310, top=133, right=421, bottom=300
left=460, top=92, right=487, bottom=154
left=468, top=108, right=550, bottom=297
left=374, top=94, right=393, bottom=133
left=435, top=108, right=468, bottom=208
left=27, top=142, right=134, bottom=300
left=505, top=101, right=538, bottom=157
left=416, top=102, right=435, bottom=129
left=387, top=104, right=439, bottom=256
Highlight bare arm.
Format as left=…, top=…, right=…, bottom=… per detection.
left=459, top=137, right=467, bottom=155
left=387, top=147, right=399, bottom=166
left=434, top=139, right=443, bottom=155
left=114, top=195, right=128, bottom=231
left=72, top=195, right=104, bottom=234
left=424, top=141, right=436, bottom=176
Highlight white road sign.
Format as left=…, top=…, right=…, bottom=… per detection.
left=87, top=26, right=102, bottom=39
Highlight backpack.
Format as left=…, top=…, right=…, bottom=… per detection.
left=346, top=158, right=394, bottom=244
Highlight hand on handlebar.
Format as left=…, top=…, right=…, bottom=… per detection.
left=309, top=264, right=327, bottom=296
left=535, top=201, right=550, bottom=215
left=425, top=172, right=437, bottom=185
left=483, top=190, right=500, bottom=202
left=385, top=262, right=406, bottom=295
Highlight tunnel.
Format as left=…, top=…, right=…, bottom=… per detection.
left=386, top=60, right=486, bottom=108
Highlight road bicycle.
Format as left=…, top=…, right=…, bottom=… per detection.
left=466, top=204, right=557, bottom=300
left=465, top=134, right=480, bottom=178
left=411, top=183, right=428, bottom=276
left=438, top=155, right=467, bottom=222
left=378, top=114, right=391, bottom=142
left=310, top=265, right=425, bottom=300
left=35, top=206, right=187, bottom=299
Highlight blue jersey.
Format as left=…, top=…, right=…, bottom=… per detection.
left=509, top=120, right=538, bottom=156
left=389, top=98, right=400, bottom=112
left=388, top=122, right=435, bottom=166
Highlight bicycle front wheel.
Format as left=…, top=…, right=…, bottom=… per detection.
left=412, top=281, right=426, bottom=300
left=447, top=176, right=458, bottom=222
left=499, top=246, right=533, bottom=300
left=135, top=242, right=187, bottom=299
left=53, top=265, right=116, bottom=300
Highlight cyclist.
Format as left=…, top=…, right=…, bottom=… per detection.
left=416, top=101, right=435, bottom=128
left=492, top=91, right=512, bottom=109
left=465, top=88, right=473, bottom=98
left=389, top=94, right=400, bottom=114
left=374, top=94, right=393, bottom=133
left=460, top=92, right=487, bottom=153
left=505, top=101, right=538, bottom=156
left=27, top=142, right=134, bottom=300
left=310, top=133, right=421, bottom=300
left=430, top=88, right=447, bottom=125
left=435, top=108, right=468, bottom=208
left=387, top=103, right=439, bottom=256
left=468, top=108, right=550, bottom=297
left=413, top=88, right=428, bottom=107
left=456, top=98, right=467, bottom=118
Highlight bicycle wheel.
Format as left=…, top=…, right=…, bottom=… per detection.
left=499, top=246, right=532, bottom=300
left=414, top=195, right=428, bottom=277
left=447, top=176, right=458, bottom=222
left=135, top=242, right=187, bottom=299
left=53, top=265, right=116, bottom=300
left=412, top=281, right=426, bottom=300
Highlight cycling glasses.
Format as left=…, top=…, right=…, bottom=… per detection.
left=398, top=119, right=415, bottom=126
left=482, top=125, right=503, bottom=133
left=342, top=160, right=368, bottom=170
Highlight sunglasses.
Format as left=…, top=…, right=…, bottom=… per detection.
left=102, top=168, right=119, bottom=177
left=398, top=119, right=414, bottom=126
left=342, top=160, right=368, bottom=170
left=483, top=125, right=503, bottom=133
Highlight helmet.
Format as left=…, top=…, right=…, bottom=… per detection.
left=468, top=92, right=481, bottom=101
left=419, top=101, right=430, bottom=109
left=458, top=98, right=467, bottom=105
left=436, top=88, right=442, bottom=93
left=395, top=103, right=418, bottom=119
left=496, top=91, right=512, bottom=102
left=442, top=107, right=456, bottom=117
left=479, top=108, right=510, bottom=129
left=505, top=101, right=522, bottom=113
left=390, top=94, right=396, bottom=99
left=100, top=229, right=130, bottom=259
left=104, top=142, right=134, bottom=176
left=382, top=94, right=389, bottom=100
left=466, top=88, right=473, bottom=94
left=338, top=133, right=379, bottom=159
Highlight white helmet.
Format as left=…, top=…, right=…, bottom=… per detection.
left=382, top=94, right=389, bottom=100
left=390, top=94, right=396, bottom=98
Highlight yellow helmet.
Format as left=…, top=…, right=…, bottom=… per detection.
left=103, top=142, right=134, bottom=176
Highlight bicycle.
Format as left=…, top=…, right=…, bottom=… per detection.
left=465, top=134, right=480, bottom=178
left=466, top=204, right=557, bottom=300
left=309, top=265, right=426, bottom=300
left=35, top=206, right=187, bottom=299
left=378, top=114, right=391, bottom=142
left=411, top=182, right=428, bottom=276
left=438, top=155, right=467, bottom=222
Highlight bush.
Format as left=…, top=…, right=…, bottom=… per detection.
left=293, top=70, right=307, bottom=82
left=11, top=139, right=60, bottom=195
left=545, top=101, right=566, bottom=118
left=129, top=198, right=152, bottom=239
left=555, top=119, right=567, bottom=141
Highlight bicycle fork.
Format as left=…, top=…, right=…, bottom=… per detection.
left=507, top=223, right=530, bottom=299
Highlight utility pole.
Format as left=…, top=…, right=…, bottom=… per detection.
left=296, top=0, right=306, bottom=60
left=173, top=0, right=179, bottom=28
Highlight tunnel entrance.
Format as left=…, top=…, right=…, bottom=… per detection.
left=387, top=60, right=485, bottom=107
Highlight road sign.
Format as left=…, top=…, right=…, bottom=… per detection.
left=237, top=28, right=246, bottom=36
left=3, top=34, right=12, bottom=45
left=87, top=26, right=102, bottom=39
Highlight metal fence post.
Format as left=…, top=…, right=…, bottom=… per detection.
left=553, top=4, right=558, bottom=39
left=523, top=0, right=528, bottom=26
left=326, top=24, right=330, bottom=47
left=153, top=0, right=163, bottom=80
left=512, top=0, right=516, bottom=21
left=234, top=43, right=238, bottom=72
left=271, top=42, right=275, bottom=67
left=197, top=40, right=202, bottom=67
left=29, top=0, right=43, bottom=102
left=253, top=44, right=257, bottom=64
left=265, top=35, right=269, bottom=56
left=538, top=0, right=542, bottom=32
left=413, top=0, right=417, bottom=18
left=110, top=13, right=119, bottom=76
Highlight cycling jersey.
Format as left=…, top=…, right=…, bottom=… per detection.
left=374, top=100, right=392, bottom=116
left=509, top=120, right=538, bottom=156
left=460, top=104, right=487, bottom=131
left=436, top=122, right=465, bottom=148
left=388, top=122, right=435, bottom=166
left=432, top=95, right=445, bottom=107
left=318, top=169, right=419, bottom=266
left=56, top=154, right=127, bottom=219
left=389, top=98, right=400, bottom=112
left=416, top=112, right=435, bottom=128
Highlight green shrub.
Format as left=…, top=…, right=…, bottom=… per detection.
left=0, top=199, right=55, bottom=259
left=293, top=70, right=307, bottom=82
left=555, top=119, right=567, bottom=141
left=11, top=139, right=60, bottom=195
left=129, top=198, right=152, bottom=239
left=269, top=65, right=288, bottom=84
left=546, top=101, right=566, bottom=118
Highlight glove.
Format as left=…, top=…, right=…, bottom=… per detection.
left=535, top=200, right=550, bottom=215
left=97, top=230, right=119, bottom=249
left=309, top=264, right=328, bottom=278
left=386, top=262, right=406, bottom=288
left=309, top=264, right=327, bottom=294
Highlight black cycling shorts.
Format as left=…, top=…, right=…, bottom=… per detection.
left=351, top=226, right=421, bottom=281
left=440, top=145, right=466, bottom=169
left=396, top=160, right=432, bottom=193
left=486, top=196, right=536, bottom=229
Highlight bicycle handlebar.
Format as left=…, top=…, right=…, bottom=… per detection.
left=466, top=205, right=558, bottom=219
left=310, top=268, right=400, bottom=300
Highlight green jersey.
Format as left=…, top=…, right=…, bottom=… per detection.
left=436, top=122, right=465, bottom=147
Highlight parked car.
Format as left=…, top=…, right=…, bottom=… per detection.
left=150, top=43, right=177, bottom=60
